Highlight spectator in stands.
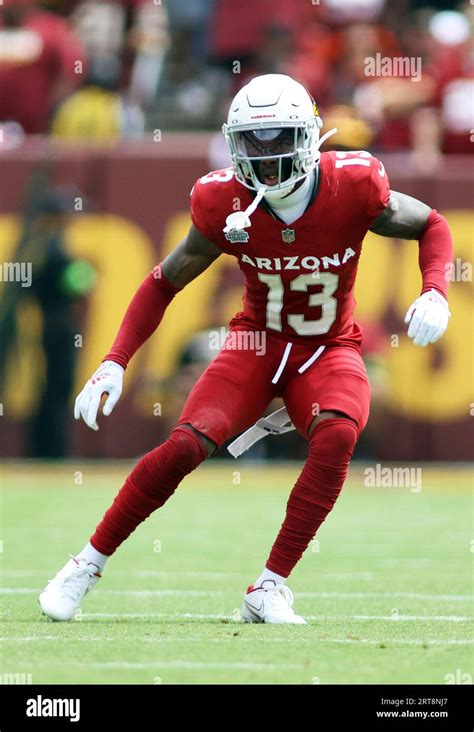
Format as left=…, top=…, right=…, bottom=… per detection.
left=210, top=0, right=299, bottom=66
left=126, top=0, right=169, bottom=109
left=0, top=0, right=86, bottom=134
left=71, top=0, right=169, bottom=115
left=319, top=105, right=374, bottom=152
left=51, top=55, right=144, bottom=141
left=165, top=0, right=214, bottom=67
left=427, top=7, right=473, bottom=155
left=154, top=26, right=229, bottom=130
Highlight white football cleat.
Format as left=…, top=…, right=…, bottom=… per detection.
left=241, top=581, right=307, bottom=624
left=39, top=556, right=101, bottom=621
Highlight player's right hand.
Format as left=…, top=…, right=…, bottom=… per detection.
left=74, top=360, right=124, bottom=431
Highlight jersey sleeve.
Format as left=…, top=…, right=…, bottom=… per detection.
left=367, top=155, right=391, bottom=224
left=190, top=179, right=219, bottom=244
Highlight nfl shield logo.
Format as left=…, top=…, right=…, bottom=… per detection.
left=281, top=228, right=296, bottom=244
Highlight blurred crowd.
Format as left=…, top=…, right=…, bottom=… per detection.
left=0, top=0, right=472, bottom=158
left=0, top=1, right=471, bottom=460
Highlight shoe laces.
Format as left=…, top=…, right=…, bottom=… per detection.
left=51, top=556, right=97, bottom=601
left=266, top=584, right=294, bottom=611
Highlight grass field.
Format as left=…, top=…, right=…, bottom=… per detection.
left=1, top=462, right=472, bottom=685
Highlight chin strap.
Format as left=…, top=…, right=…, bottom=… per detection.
left=222, top=127, right=338, bottom=235
left=315, top=127, right=338, bottom=152
left=223, top=186, right=267, bottom=234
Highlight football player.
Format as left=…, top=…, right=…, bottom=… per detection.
left=40, top=75, right=452, bottom=624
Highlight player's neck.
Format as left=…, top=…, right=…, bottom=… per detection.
left=264, top=168, right=316, bottom=225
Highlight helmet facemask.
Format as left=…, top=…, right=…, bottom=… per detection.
left=223, top=120, right=320, bottom=194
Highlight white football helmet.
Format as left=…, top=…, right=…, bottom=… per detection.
left=222, top=74, right=324, bottom=196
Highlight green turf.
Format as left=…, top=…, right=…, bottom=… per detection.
left=1, top=463, right=472, bottom=685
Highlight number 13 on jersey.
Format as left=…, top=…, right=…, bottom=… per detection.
left=258, top=272, right=339, bottom=336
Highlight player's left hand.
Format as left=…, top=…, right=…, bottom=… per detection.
left=404, top=288, right=451, bottom=347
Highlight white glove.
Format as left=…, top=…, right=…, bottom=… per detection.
left=404, top=289, right=451, bottom=347
left=74, top=360, right=124, bottom=431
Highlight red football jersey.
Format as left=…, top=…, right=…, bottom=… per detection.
left=190, top=150, right=390, bottom=348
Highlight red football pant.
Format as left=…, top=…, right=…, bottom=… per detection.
left=91, top=427, right=207, bottom=556
left=266, top=417, right=358, bottom=577
left=91, top=334, right=369, bottom=567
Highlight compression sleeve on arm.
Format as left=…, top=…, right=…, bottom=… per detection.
left=103, top=265, right=180, bottom=369
left=418, top=209, right=453, bottom=299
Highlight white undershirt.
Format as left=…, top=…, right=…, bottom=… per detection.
left=265, top=169, right=316, bottom=225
